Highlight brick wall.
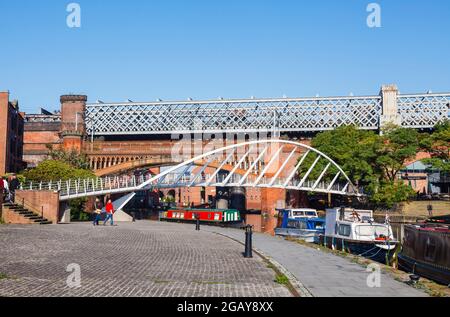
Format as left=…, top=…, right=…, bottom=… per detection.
left=1, top=208, right=34, bottom=224
left=0, top=92, right=8, bottom=175
left=261, top=188, right=286, bottom=235
left=0, top=91, right=24, bottom=174
left=15, top=190, right=60, bottom=224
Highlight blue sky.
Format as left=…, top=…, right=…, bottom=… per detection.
left=1, top=0, right=449, bottom=113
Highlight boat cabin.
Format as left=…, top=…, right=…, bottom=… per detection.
left=325, top=207, right=394, bottom=242
left=287, top=208, right=319, bottom=220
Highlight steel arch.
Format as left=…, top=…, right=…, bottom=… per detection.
left=21, top=140, right=360, bottom=201
left=136, top=140, right=359, bottom=195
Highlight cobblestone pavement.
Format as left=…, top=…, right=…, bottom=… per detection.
left=202, top=226, right=428, bottom=297
left=0, top=222, right=292, bottom=297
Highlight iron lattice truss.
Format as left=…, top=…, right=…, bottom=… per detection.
left=85, top=96, right=383, bottom=135
left=398, top=93, right=450, bottom=128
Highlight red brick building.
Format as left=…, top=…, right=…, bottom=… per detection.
left=0, top=91, right=25, bottom=175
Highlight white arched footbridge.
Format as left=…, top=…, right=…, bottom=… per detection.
left=21, top=140, right=362, bottom=201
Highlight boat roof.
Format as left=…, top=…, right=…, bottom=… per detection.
left=288, top=217, right=325, bottom=223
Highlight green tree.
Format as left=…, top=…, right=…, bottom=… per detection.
left=302, top=125, right=418, bottom=208
left=300, top=126, right=379, bottom=186
left=46, top=146, right=91, bottom=170
left=421, top=120, right=450, bottom=173
left=376, top=125, right=422, bottom=181
left=370, top=181, right=416, bottom=209
left=22, top=160, right=94, bottom=182
left=22, top=160, right=95, bottom=222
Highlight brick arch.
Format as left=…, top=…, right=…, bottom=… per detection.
left=93, top=155, right=254, bottom=178
left=94, top=156, right=179, bottom=177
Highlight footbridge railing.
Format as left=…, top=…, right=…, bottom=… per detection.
left=20, top=140, right=364, bottom=201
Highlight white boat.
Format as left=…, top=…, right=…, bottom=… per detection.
left=321, top=207, right=399, bottom=264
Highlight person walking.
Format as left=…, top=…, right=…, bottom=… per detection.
left=3, top=177, right=10, bottom=203
left=8, top=174, right=20, bottom=203
left=93, top=198, right=103, bottom=226
left=103, top=199, right=114, bottom=226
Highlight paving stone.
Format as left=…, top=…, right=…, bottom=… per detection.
left=202, top=226, right=428, bottom=297
left=0, top=222, right=291, bottom=297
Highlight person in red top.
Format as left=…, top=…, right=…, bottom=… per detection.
left=103, top=199, right=115, bottom=226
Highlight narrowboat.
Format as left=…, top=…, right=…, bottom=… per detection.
left=275, top=209, right=325, bottom=243
left=398, top=216, right=449, bottom=285
left=160, top=208, right=241, bottom=224
left=320, top=207, right=399, bottom=265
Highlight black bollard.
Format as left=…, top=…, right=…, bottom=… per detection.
left=195, top=214, right=200, bottom=231
left=244, top=225, right=253, bottom=258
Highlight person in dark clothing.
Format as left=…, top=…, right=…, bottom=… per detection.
left=93, top=198, right=103, bottom=226
left=8, top=175, right=20, bottom=203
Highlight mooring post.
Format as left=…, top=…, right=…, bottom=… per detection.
left=244, top=225, right=253, bottom=258
left=195, top=213, right=200, bottom=231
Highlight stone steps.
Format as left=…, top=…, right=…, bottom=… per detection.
left=1, top=203, right=52, bottom=225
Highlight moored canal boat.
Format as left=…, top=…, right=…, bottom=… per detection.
left=398, top=216, right=450, bottom=286
left=275, top=209, right=325, bottom=243
left=320, top=207, right=399, bottom=265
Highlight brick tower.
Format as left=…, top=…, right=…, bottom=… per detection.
left=60, top=95, right=87, bottom=153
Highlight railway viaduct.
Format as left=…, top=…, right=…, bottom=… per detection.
left=19, top=84, right=450, bottom=228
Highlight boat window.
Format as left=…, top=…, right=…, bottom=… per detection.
left=293, top=211, right=305, bottom=217
left=356, top=225, right=389, bottom=237
left=424, top=237, right=437, bottom=262
left=339, top=225, right=351, bottom=237
left=306, top=211, right=317, bottom=217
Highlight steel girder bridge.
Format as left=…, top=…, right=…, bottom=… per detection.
left=20, top=140, right=361, bottom=201
left=85, top=92, right=450, bottom=136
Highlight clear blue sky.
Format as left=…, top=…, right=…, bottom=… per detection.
left=1, top=0, right=449, bottom=114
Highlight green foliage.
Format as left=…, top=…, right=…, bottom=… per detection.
left=162, top=196, right=176, bottom=203
left=46, top=146, right=91, bottom=170
left=420, top=120, right=450, bottom=173
left=370, top=181, right=416, bottom=209
left=2, top=173, right=26, bottom=184
left=302, top=125, right=379, bottom=185
left=22, top=160, right=95, bottom=182
left=377, top=125, right=421, bottom=181
left=70, top=199, right=90, bottom=222
left=303, top=125, right=419, bottom=207
left=274, top=274, right=289, bottom=285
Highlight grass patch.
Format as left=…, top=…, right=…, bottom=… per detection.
left=274, top=274, right=289, bottom=286
left=0, top=273, right=8, bottom=280
left=153, top=280, right=170, bottom=284
left=193, top=281, right=231, bottom=285
left=285, top=236, right=450, bottom=297
left=266, top=263, right=276, bottom=270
